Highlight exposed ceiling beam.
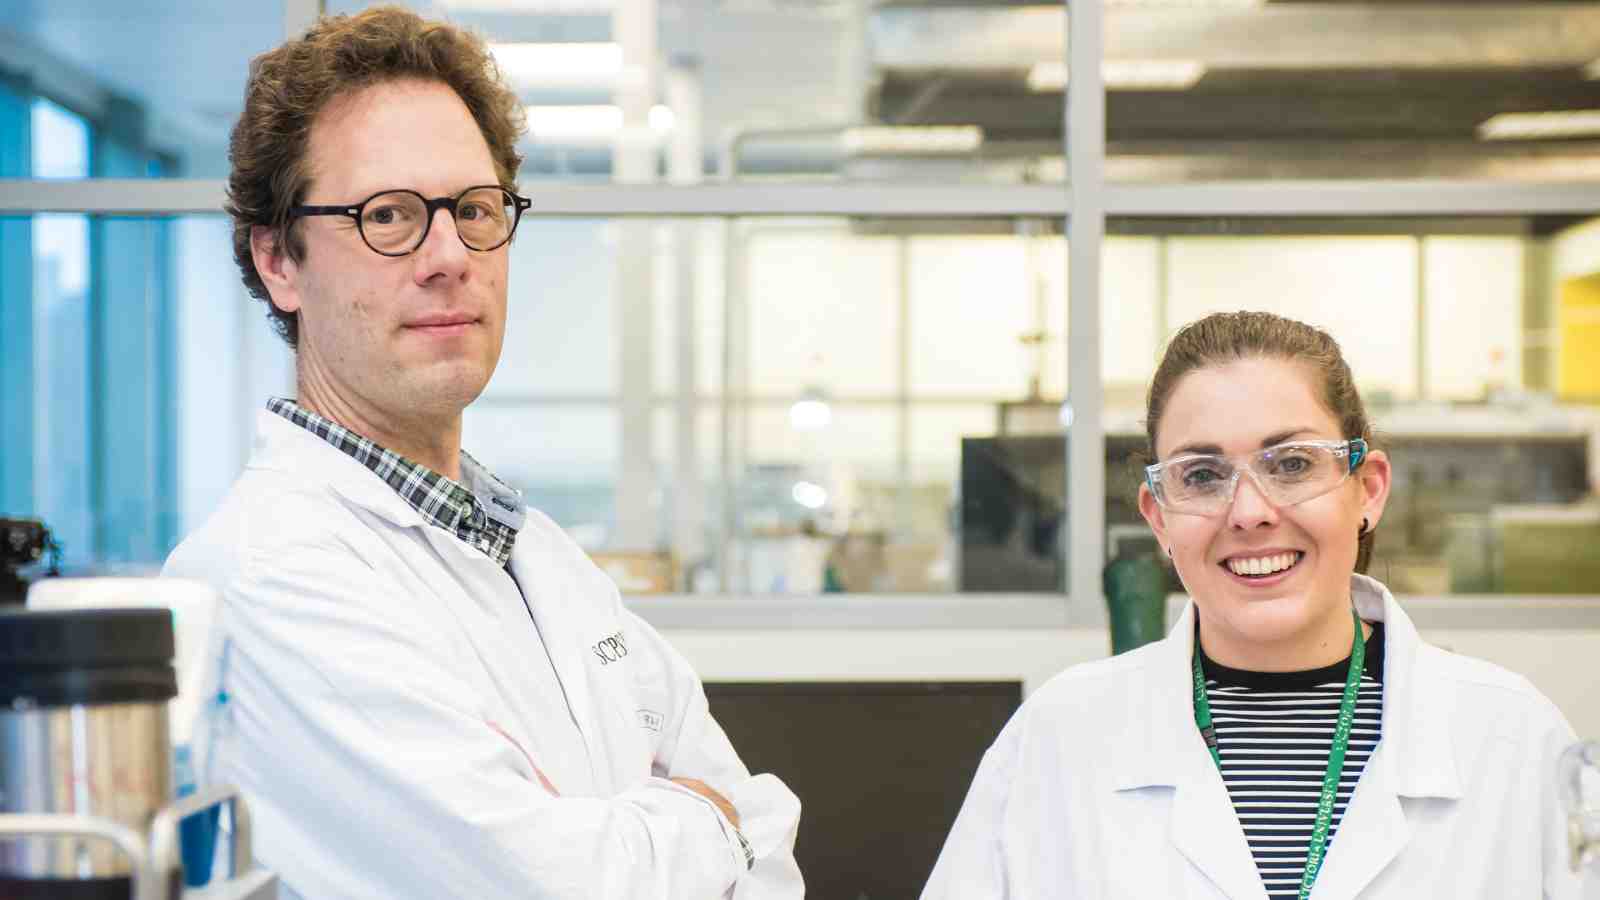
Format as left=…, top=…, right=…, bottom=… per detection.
left=874, top=80, right=1600, bottom=140
left=869, top=5, right=1600, bottom=70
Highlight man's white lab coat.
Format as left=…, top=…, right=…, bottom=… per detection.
left=165, top=411, right=803, bottom=900
left=921, top=575, right=1581, bottom=899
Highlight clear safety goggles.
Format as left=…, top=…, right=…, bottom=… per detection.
left=1144, top=438, right=1368, bottom=517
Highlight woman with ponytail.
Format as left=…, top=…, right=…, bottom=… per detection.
left=922, top=311, right=1579, bottom=900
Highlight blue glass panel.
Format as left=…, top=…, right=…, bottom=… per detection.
left=0, top=84, right=33, bottom=518
left=90, top=133, right=178, bottom=562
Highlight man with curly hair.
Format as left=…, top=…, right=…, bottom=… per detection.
left=165, top=8, right=802, bottom=898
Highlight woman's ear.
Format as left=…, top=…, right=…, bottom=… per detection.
left=1356, top=448, right=1392, bottom=532
left=1138, top=482, right=1170, bottom=556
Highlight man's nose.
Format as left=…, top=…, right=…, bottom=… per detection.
left=412, top=207, right=470, bottom=282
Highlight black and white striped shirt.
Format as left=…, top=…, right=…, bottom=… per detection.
left=1200, top=624, right=1385, bottom=899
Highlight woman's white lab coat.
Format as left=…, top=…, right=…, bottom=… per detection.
left=921, top=575, right=1581, bottom=900
left=165, top=411, right=803, bottom=900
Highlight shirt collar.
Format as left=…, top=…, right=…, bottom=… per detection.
left=265, top=397, right=523, bottom=565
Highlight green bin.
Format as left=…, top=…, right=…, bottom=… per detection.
left=1104, top=553, right=1168, bottom=655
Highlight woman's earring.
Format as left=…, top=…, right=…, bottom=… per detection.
left=1359, top=517, right=1370, bottom=536
left=1165, top=546, right=1173, bottom=558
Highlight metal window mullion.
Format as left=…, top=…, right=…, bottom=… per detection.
left=1066, top=0, right=1106, bottom=620
left=1103, top=181, right=1600, bottom=217
left=8, top=179, right=1600, bottom=218
left=1415, top=234, right=1428, bottom=401
left=0, top=180, right=1076, bottom=217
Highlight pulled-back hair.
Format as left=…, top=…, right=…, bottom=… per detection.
left=1145, top=311, right=1377, bottom=573
left=226, top=5, right=526, bottom=348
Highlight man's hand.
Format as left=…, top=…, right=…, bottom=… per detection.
left=670, top=776, right=741, bottom=828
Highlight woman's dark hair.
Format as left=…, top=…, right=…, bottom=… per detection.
left=226, top=5, right=525, bottom=348
left=1145, top=311, right=1377, bottom=573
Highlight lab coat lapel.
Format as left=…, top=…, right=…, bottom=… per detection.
left=1303, top=743, right=1410, bottom=900
left=507, top=538, right=608, bottom=787
left=1119, top=602, right=1268, bottom=900
left=1309, top=577, right=1460, bottom=900
left=1170, top=755, right=1271, bottom=900
left=419, top=526, right=596, bottom=791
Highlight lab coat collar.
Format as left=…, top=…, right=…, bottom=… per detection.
left=1105, top=574, right=1461, bottom=900
left=252, top=409, right=428, bottom=530
left=253, top=409, right=525, bottom=567
left=1106, top=573, right=1460, bottom=799
left=1107, top=599, right=1266, bottom=900
left=1350, top=573, right=1462, bottom=801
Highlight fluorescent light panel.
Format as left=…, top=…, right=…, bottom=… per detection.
left=491, top=42, right=622, bottom=88
left=1478, top=110, right=1600, bottom=141
left=525, top=104, right=674, bottom=140
left=442, top=0, right=613, bottom=12
left=1107, top=0, right=1261, bottom=5
left=840, top=125, right=983, bottom=155
left=1027, top=60, right=1207, bottom=92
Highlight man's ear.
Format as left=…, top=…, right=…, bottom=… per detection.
left=250, top=225, right=303, bottom=314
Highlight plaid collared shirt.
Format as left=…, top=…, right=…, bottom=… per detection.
left=267, top=397, right=522, bottom=566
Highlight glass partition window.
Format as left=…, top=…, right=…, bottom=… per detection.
left=1096, top=4, right=1600, bottom=182
left=1104, top=218, right=1600, bottom=597
left=326, top=0, right=1058, bottom=184
left=460, top=217, right=1074, bottom=594
left=365, top=0, right=1597, bottom=185
left=0, top=2, right=284, bottom=176
left=4, top=2, right=1599, bottom=603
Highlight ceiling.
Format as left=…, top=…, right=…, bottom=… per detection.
left=2, top=0, right=1599, bottom=179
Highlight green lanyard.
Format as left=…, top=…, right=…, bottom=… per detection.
left=1191, top=608, right=1365, bottom=900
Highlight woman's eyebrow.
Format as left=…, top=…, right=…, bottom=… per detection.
left=1261, top=428, right=1318, bottom=447
left=1168, top=428, right=1320, bottom=457
left=1170, top=441, right=1223, bottom=456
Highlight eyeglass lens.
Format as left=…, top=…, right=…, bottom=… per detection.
left=1160, top=444, right=1346, bottom=513
left=360, top=188, right=514, bottom=254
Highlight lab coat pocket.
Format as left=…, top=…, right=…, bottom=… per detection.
left=586, top=622, right=672, bottom=760
left=1098, top=786, right=1196, bottom=899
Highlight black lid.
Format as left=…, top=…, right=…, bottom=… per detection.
left=0, top=607, right=177, bottom=708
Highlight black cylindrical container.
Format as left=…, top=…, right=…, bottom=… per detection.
left=0, top=607, right=178, bottom=898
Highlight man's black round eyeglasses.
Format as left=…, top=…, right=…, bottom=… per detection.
left=289, top=185, right=533, bottom=257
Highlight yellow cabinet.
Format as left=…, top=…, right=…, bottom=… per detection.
left=1558, top=272, right=1600, bottom=400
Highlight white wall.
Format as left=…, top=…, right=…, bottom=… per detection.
left=665, top=624, right=1600, bottom=742
left=1554, top=218, right=1600, bottom=282
left=1423, top=237, right=1522, bottom=398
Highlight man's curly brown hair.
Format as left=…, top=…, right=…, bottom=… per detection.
left=226, top=5, right=525, bottom=348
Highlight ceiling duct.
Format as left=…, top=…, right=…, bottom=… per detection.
left=868, top=5, right=1600, bottom=73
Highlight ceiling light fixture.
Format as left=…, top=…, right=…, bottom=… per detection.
left=444, top=0, right=614, bottom=13
left=791, top=481, right=829, bottom=510
left=1478, top=110, right=1600, bottom=141
left=840, top=125, right=983, bottom=156
left=1106, top=0, right=1261, bottom=6
left=1027, top=60, right=1207, bottom=92
left=524, top=104, right=675, bottom=142
left=788, top=387, right=833, bottom=430
left=490, top=43, right=623, bottom=89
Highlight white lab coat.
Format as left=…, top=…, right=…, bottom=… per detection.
left=922, top=575, right=1581, bottom=899
left=165, top=410, right=803, bottom=900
